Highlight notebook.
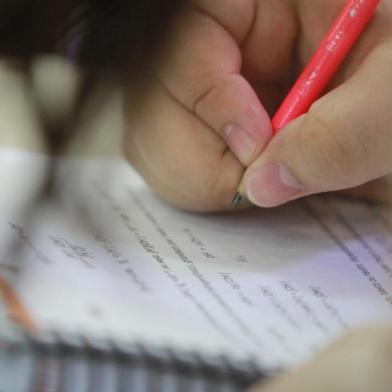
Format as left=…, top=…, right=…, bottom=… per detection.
left=1, top=148, right=392, bottom=392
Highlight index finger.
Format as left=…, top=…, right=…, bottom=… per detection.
left=154, top=1, right=272, bottom=166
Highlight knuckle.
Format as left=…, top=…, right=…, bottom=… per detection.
left=180, top=67, right=220, bottom=112
left=191, top=74, right=233, bottom=117
left=192, top=83, right=217, bottom=116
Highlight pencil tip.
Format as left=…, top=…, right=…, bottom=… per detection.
left=230, top=192, right=243, bottom=209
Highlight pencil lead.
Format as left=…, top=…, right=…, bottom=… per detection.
left=230, top=192, right=243, bottom=209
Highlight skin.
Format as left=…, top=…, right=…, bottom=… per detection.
left=123, top=1, right=392, bottom=389
left=252, top=326, right=392, bottom=392
left=124, top=0, right=392, bottom=212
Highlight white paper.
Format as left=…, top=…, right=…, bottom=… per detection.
left=1, top=148, right=392, bottom=370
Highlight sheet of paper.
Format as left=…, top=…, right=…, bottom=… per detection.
left=1, top=148, right=392, bottom=370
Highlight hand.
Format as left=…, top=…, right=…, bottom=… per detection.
left=124, top=0, right=392, bottom=212
left=250, top=327, right=392, bottom=392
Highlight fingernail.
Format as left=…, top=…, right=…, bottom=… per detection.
left=246, top=163, right=304, bottom=207
left=223, top=124, right=256, bottom=164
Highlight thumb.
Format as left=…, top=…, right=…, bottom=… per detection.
left=244, top=43, right=392, bottom=207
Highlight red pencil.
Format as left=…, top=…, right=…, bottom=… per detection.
left=231, top=0, right=380, bottom=207
left=272, top=0, right=380, bottom=133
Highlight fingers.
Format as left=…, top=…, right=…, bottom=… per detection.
left=339, top=176, right=392, bottom=204
left=244, top=41, right=392, bottom=207
left=155, top=3, right=273, bottom=166
left=250, top=327, right=392, bottom=392
left=124, top=79, right=243, bottom=212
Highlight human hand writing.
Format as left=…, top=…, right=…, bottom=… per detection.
left=124, top=0, right=392, bottom=211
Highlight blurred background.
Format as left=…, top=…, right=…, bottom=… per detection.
left=0, top=55, right=123, bottom=157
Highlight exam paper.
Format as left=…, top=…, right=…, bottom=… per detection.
left=1, top=148, right=392, bottom=370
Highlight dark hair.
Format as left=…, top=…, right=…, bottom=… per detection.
left=0, top=0, right=186, bottom=150
left=0, top=0, right=185, bottom=73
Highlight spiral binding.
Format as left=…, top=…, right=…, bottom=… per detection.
left=0, top=325, right=267, bottom=392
